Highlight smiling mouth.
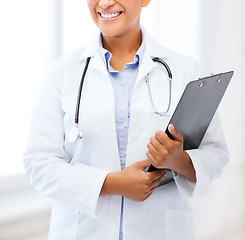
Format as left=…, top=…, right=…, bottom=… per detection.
left=99, top=11, right=122, bottom=19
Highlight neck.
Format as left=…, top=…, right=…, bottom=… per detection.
left=102, top=27, right=142, bottom=58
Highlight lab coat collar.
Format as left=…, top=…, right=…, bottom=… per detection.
left=141, top=26, right=169, bottom=60
left=78, top=27, right=171, bottom=77
left=135, top=27, right=170, bottom=85
left=79, top=32, right=101, bottom=62
left=97, top=34, right=145, bottom=73
left=78, top=32, right=109, bottom=77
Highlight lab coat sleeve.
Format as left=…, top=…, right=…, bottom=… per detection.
left=23, top=63, right=109, bottom=218
left=173, top=112, right=229, bottom=197
left=173, top=60, right=229, bottom=198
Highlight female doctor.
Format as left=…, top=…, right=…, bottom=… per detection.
left=23, top=0, right=228, bottom=239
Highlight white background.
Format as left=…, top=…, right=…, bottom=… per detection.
left=0, top=0, right=244, bottom=239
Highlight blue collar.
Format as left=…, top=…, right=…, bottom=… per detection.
left=98, top=34, right=145, bottom=73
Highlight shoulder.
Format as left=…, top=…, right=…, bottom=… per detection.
left=149, top=42, right=199, bottom=75
left=46, top=43, right=94, bottom=83
left=142, top=30, right=203, bottom=95
left=53, top=46, right=88, bottom=73
left=152, top=44, right=203, bottom=85
left=54, top=32, right=101, bottom=72
left=142, top=27, right=200, bottom=78
left=147, top=46, right=200, bottom=85
left=39, top=46, right=88, bottom=95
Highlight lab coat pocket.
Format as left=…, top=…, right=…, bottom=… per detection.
left=49, top=202, right=79, bottom=240
left=165, top=208, right=195, bottom=240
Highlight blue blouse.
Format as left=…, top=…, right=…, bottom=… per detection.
left=98, top=38, right=145, bottom=240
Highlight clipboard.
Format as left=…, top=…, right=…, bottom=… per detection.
left=147, top=71, right=234, bottom=186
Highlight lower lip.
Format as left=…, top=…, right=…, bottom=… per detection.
left=99, top=13, right=122, bottom=22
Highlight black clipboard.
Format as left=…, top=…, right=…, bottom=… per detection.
left=147, top=71, right=234, bottom=186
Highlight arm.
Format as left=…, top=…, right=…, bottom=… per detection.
left=146, top=113, right=229, bottom=197
left=23, top=63, right=109, bottom=218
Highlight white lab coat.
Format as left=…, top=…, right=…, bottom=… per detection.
left=23, top=28, right=228, bottom=240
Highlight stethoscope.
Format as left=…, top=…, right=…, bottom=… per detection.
left=67, top=57, right=172, bottom=143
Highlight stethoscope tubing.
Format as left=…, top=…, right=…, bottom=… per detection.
left=70, top=56, right=172, bottom=143
left=75, top=57, right=91, bottom=125
left=146, top=57, right=172, bottom=116
left=152, top=57, right=172, bottom=79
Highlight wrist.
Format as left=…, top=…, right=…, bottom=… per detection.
left=100, top=171, right=122, bottom=196
left=176, top=151, right=196, bottom=182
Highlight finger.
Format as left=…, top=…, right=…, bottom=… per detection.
left=145, top=180, right=162, bottom=198
left=146, top=150, right=155, bottom=161
left=151, top=171, right=166, bottom=187
left=147, top=169, right=165, bottom=182
left=146, top=151, right=162, bottom=169
left=146, top=150, right=163, bottom=169
left=168, top=124, right=183, bottom=142
left=148, top=175, right=165, bottom=192
left=147, top=142, right=159, bottom=156
left=136, top=159, right=150, bottom=169
left=144, top=190, right=154, bottom=201
left=144, top=172, right=166, bottom=200
left=155, top=131, right=171, bottom=146
left=145, top=186, right=157, bottom=198
left=149, top=136, right=163, bottom=151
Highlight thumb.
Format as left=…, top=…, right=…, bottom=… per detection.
left=136, top=159, right=150, bottom=169
left=168, top=124, right=183, bottom=142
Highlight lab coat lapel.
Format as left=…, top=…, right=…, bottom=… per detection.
left=127, top=29, right=172, bottom=167
left=136, top=52, right=155, bottom=86
left=79, top=33, right=109, bottom=79
left=135, top=27, right=169, bottom=87
left=78, top=34, right=121, bottom=171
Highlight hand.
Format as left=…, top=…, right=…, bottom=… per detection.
left=100, top=159, right=166, bottom=202
left=146, top=124, right=196, bottom=182
left=146, top=124, right=185, bottom=171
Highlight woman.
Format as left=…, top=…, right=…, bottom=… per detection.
left=23, top=0, right=228, bottom=239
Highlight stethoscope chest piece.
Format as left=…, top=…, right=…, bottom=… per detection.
left=67, top=126, right=83, bottom=143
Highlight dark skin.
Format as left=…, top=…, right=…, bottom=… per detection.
left=146, top=124, right=196, bottom=183
left=102, top=30, right=142, bottom=72
left=101, top=125, right=196, bottom=202
left=101, top=160, right=166, bottom=202
left=89, top=0, right=196, bottom=201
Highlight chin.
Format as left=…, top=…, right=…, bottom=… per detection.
left=99, top=25, right=132, bottom=39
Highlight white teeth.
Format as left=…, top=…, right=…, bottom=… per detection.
left=101, top=12, right=120, bottom=19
